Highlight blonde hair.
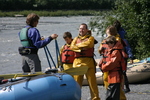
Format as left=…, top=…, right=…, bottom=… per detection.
left=105, top=36, right=117, bottom=44
left=106, top=25, right=118, bottom=36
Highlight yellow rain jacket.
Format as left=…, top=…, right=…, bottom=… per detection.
left=70, top=33, right=100, bottom=100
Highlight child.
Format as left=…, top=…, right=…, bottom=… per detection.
left=99, top=26, right=127, bottom=100
left=99, top=26, right=121, bottom=89
left=60, top=32, right=75, bottom=70
left=100, top=36, right=126, bottom=100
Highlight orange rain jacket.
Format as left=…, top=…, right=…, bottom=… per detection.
left=100, top=41, right=124, bottom=84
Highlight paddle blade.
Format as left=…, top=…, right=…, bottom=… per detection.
left=62, top=66, right=88, bottom=75
left=0, top=72, right=44, bottom=79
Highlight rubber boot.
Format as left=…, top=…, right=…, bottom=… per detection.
left=123, top=71, right=130, bottom=93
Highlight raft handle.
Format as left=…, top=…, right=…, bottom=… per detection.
left=60, top=84, right=67, bottom=86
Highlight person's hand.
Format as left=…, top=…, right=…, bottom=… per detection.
left=50, top=34, right=58, bottom=39
left=41, top=36, right=44, bottom=40
left=99, top=47, right=105, bottom=54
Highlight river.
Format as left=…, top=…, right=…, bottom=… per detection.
left=0, top=16, right=102, bottom=74
left=1, top=16, right=150, bottom=100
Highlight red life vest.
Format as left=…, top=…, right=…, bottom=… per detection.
left=75, top=37, right=94, bottom=58
left=61, top=45, right=75, bottom=64
left=111, top=49, right=127, bottom=71
left=100, top=41, right=127, bottom=71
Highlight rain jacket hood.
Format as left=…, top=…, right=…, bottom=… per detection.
left=108, top=41, right=123, bottom=52
left=78, top=31, right=91, bottom=40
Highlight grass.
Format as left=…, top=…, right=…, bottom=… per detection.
left=0, top=10, right=105, bottom=17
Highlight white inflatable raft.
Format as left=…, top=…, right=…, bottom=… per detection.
left=83, top=57, right=150, bottom=85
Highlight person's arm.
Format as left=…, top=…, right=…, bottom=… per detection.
left=70, top=36, right=94, bottom=52
left=70, top=37, right=81, bottom=52
left=102, top=50, right=122, bottom=72
left=76, top=36, right=94, bottom=48
left=124, top=39, right=134, bottom=64
left=98, top=40, right=106, bottom=54
left=28, top=28, right=57, bottom=48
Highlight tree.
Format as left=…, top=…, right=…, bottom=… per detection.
left=89, top=0, right=150, bottom=60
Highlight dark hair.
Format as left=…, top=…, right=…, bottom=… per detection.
left=63, top=32, right=72, bottom=39
left=80, top=23, right=88, bottom=29
left=113, top=20, right=121, bottom=31
left=106, top=25, right=118, bottom=36
left=105, top=36, right=117, bottom=44
left=26, top=13, right=39, bottom=27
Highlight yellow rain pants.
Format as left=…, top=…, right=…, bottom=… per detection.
left=73, top=58, right=100, bottom=100
left=71, top=35, right=100, bottom=100
left=103, top=72, right=109, bottom=89
left=63, top=63, right=73, bottom=70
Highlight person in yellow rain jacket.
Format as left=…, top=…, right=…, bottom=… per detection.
left=70, top=23, right=100, bottom=100
left=60, top=32, right=75, bottom=70
left=99, top=25, right=126, bottom=100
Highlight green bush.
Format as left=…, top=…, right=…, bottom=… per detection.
left=0, top=10, right=99, bottom=17
left=89, top=0, right=150, bottom=60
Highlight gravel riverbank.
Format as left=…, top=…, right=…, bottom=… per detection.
left=81, top=83, right=150, bottom=100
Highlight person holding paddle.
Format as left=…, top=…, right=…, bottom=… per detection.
left=70, top=23, right=100, bottom=100
left=18, top=13, right=58, bottom=73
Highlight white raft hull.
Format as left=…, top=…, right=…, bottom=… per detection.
left=83, top=59, right=150, bottom=85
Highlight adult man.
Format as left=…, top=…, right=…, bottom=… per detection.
left=70, top=23, right=100, bottom=100
left=18, top=13, right=58, bottom=73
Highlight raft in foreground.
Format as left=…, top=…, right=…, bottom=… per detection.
left=83, top=57, right=150, bottom=85
left=0, top=73, right=81, bottom=100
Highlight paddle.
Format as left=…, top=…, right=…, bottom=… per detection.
left=0, top=66, right=89, bottom=80
left=0, top=39, right=89, bottom=80
left=55, top=39, right=64, bottom=70
left=44, top=46, right=52, bottom=68
left=0, top=72, right=44, bottom=79
left=44, top=46, right=56, bottom=68
left=61, top=66, right=88, bottom=75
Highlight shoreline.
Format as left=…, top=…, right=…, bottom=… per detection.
left=0, top=10, right=104, bottom=17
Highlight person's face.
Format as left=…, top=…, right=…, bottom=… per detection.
left=79, top=25, right=88, bottom=36
left=33, top=20, right=38, bottom=27
left=64, top=37, right=72, bottom=44
left=106, top=29, right=111, bottom=36
left=107, top=42, right=114, bottom=48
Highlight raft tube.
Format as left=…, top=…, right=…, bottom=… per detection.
left=83, top=57, right=150, bottom=85
left=0, top=73, right=81, bottom=100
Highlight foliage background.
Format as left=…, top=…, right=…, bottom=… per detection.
left=0, top=0, right=115, bottom=11
left=89, top=0, right=150, bottom=60
left=1, top=0, right=149, bottom=59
